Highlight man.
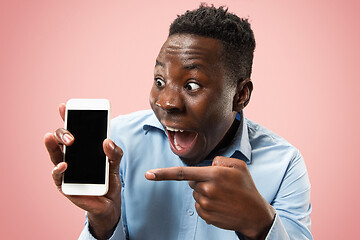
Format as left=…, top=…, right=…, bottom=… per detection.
left=45, top=5, right=312, bottom=240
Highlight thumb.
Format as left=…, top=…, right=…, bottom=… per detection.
left=103, top=139, right=123, bottom=200
left=212, top=156, right=246, bottom=169
left=103, top=139, right=123, bottom=175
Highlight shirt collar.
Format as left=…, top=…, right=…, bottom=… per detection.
left=142, top=111, right=252, bottom=164
left=232, top=111, right=252, bottom=164
left=142, top=112, right=165, bottom=134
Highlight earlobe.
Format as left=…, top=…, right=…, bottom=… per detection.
left=233, top=79, right=253, bottom=112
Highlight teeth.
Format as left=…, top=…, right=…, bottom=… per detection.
left=174, top=137, right=183, bottom=150
left=166, top=126, right=184, bottom=132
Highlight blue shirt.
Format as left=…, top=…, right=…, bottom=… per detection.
left=79, top=110, right=312, bottom=239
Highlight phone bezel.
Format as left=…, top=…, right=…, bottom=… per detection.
left=61, top=98, right=110, bottom=196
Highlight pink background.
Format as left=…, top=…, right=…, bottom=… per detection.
left=1, top=0, right=359, bottom=239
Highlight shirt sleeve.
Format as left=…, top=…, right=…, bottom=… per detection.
left=77, top=214, right=127, bottom=240
left=265, top=152, right=312, bottom=240
left=236, top=152, right=312, bottom=240
left=235, top=212, right=289, bottom=240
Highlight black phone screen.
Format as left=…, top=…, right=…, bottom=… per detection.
left=64, top=110, right=108, bottom=184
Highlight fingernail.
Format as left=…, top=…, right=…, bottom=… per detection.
left=63, top=134, right=73, bottom=144
left=108, top=141, right=115, bottom=151
left=145, top=171, right=156, bottom=180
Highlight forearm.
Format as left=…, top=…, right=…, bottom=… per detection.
left=242, top=215, right=275, bottom=240
left=88, top=210, right=121, bottom=240
left=78, top=213, right=126, bottom=240
left=236, top=203, right=276, bottom=240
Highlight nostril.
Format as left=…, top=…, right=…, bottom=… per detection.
left=155, top=91, right=184, bottom=112
left=156, top=101, right=182, bottom=113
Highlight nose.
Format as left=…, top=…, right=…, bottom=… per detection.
left=156, top=86, right=184, bottom=112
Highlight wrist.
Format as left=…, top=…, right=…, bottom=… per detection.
left=241, top=205, right=276, bottom=240
left=88, top=209, right=121, bottom=240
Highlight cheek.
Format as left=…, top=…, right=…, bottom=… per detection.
left=193, top=92, right=233, bottom=122
left=215, top=90, right=236, bottom=120
left=197, top=94, right=235, bottom=136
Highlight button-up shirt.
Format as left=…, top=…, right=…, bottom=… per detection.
left=79, top=110, right=312, bottom=239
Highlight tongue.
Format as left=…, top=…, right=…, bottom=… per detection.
left=174, top=131, right=197, bottom=149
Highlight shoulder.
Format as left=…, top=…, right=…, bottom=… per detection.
left=244, top=119, right=310, bottom=206
left=246, top=118, right=296, bottom=149
left=111, top=109, right=155, bottom=128
left=110, top=110, right=157, bottom=147
left=245, top=118, right=301, bottom=161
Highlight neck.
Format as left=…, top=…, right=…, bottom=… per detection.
left=207, top=115, right=240, bottom=159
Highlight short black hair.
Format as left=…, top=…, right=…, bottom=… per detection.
left=169, top=4, right=256, bottom=84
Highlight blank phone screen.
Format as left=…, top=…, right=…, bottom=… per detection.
left=64, top=110, right=108, bottom=184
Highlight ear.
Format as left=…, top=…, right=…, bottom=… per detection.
left=233, top=78, right=253, bottom=112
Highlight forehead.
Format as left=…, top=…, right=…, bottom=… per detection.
left=157, top=34, right=223, bottom=65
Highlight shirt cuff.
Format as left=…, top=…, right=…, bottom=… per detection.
left=264, top=212, right=289, bottom=240
left=78, top=215, right=126, bottom=240
left=235, top=211, right=289, bottom=240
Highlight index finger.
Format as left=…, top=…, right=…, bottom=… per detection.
left=145, top=166, right=211, bottom=182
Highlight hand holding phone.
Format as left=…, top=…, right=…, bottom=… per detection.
left=62, top=99, right=110, bottom=196
left=44, top=100, right=123, bottom=238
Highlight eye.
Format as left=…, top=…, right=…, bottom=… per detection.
left=155, top=78, right=165, bottom=88
left=185, top=82, right=200, bottom=91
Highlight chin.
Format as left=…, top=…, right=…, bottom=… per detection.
left=178, top=155, right=203, bottom=166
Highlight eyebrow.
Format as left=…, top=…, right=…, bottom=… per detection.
left=183, top=63, right=202, bottom=70
left=155, top=60, right=164, bottom=67
left=155, top=60, right=203, bottom=71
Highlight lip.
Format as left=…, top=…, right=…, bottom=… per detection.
left=162, top=123, right=199, bottom=157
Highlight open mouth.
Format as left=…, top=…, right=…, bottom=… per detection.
left=165, top=126, right=198, bottom=156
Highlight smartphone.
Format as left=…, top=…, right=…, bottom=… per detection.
left=62, top=99, right=110, bottom=196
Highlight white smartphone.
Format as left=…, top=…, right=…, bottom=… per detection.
left=62, top=98, right=110, bottom=196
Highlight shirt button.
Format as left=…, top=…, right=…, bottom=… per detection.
left=187, top=209, right=194, bottom=216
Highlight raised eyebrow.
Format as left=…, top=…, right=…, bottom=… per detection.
left=183, top=63, right=202, bottom=70
left=155, top=60, right=164, bottom=67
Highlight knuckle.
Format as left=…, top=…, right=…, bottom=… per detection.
left=115, top=149, right=123, bottom=161
left=44, top=132, right=53, bottom=143
left=209, top=167, right=222, bottom=179
left=54, top=130, right=64, bottom=143
left=117, top=147, right=123, bottom=157
left=199, top=198, right=212, bottom=211
left=212, top=156, right=223, bottom=165
left=202, top=183, right=215, bottom=198
left=236, top=161, right=247, bottom=172
left=176, top=167, right=186, bottom=180
left=52, top=166, right=59, bottom=176
left=55, top=128, right=63, bottom=136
